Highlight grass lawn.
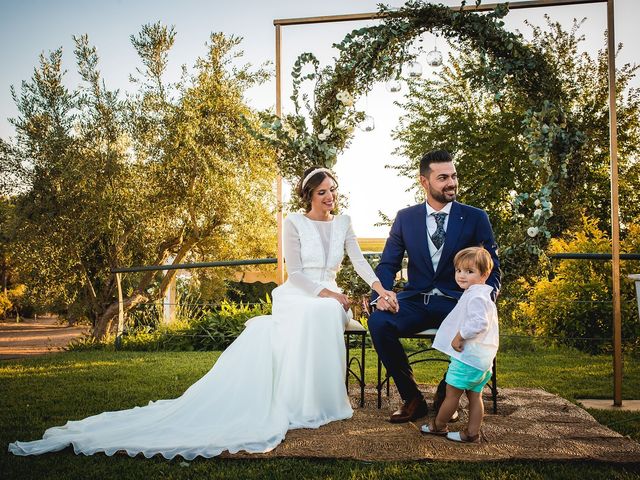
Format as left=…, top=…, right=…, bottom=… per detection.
left=1, top=345, right=639, bottom=479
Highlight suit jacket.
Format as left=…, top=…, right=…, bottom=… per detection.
left=374, top=201, right=501, bottom=301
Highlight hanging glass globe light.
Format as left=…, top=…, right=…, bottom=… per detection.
left=426, top=46, right=443, bottom=67
left=359, top=115, right=375, bottom=132
left=405, top=60, right=423, bottom=78
left=385, top=79, right=402, bottom=93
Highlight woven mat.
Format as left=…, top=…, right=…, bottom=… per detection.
left=221, top=385, right=640, bottom=462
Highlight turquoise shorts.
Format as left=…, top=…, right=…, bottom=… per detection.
left=446, top=357, right=492, bottom=393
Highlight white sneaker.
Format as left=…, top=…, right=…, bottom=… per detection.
left=446, top=431, right=480, bottom=443
left=420, top=424, right=448, bottom=436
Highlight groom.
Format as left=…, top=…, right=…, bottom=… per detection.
left=369, top=149, right=501, bottom=423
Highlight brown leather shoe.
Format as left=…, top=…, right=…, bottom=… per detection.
left=389, top=396, right=429, bottom=423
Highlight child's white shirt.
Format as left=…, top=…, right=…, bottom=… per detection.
left=432, top=283, right=499, bottom=372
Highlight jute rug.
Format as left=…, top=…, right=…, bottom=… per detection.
left=221, top=385, right=640, bottom=462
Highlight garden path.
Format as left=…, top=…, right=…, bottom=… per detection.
left=0, top=316, right=88, bottom=360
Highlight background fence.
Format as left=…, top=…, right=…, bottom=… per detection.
left=109, top=253, right=640, bottom=354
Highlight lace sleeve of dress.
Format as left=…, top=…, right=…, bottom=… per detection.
left=344, top=217, right=379, bottom=287
left=283, top=216, right=325, bottom=296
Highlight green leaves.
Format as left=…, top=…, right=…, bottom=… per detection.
left=130, top=22, right=176, bottom=89
left=250, top=0, right=578, bottom=238
left=2, top=30, right=277, bottom=335
left=514, top=216, right=640, bottom=353
left=394, top=16, right=640, bottom=282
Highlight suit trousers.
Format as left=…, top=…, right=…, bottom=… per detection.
left=368, top=294, right=457, bottom=402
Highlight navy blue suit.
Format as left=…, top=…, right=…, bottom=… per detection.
left=369, top=201, right=501, bottom=402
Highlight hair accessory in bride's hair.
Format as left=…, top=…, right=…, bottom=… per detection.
left=301, top=168, right=333, bottom=190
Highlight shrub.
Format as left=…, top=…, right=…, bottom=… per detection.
left=184, top=299, right=272, bottom=350
left=513, top=216, right=640, bottom=354
left=68, top=298, right=273, bottom=352
left=225, top=280, right=277, bottom=304
left=0, top=284, right=27, bottom=319
left=0, top=291, right=12, bottom=318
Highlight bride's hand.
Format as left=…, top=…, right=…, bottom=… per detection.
left=373, top=286, right=398, bottom=313
left=318, top=289, right=351, bottom=311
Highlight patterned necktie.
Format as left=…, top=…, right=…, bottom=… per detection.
left=431, top=212, right=447, bottom=250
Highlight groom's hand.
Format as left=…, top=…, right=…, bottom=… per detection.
left=375, top=291, right=399, bottom=313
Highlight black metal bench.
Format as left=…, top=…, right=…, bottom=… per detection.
left=344, top=318, right=367, bottom=407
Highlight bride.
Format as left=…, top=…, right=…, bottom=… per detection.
left=9, top=166, right=398, bottom=459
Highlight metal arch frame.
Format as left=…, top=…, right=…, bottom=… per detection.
left=273, top=0, right=623, bottom=406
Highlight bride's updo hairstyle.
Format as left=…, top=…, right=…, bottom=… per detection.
left=297, top=166, right=338, bottom=212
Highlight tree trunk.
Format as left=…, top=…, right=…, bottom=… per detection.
left=92, top=235, right=201, bottom=340
left=92, top=292, right=149, bottom=340
left=157, top=236, right=199, bottom=297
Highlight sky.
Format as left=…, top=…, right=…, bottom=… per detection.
left=1, top=0, right=638, bottom=237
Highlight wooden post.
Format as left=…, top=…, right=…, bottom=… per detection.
left=607, top=0, right=623, bottom=407
left=163, top=276, right=176, bottom=324
left=275, top=23, right=285, bottom=285
left=115, top=272, right=124, bottom=350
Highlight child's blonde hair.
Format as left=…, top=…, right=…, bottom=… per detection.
left=454, top=246, right=493, bottom=276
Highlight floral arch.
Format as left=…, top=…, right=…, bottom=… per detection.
left=252, top=0, right=585, bottom=270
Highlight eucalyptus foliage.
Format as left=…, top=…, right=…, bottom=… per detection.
left=394, top=18, right=640, bottom=279
left=254, top=0, right=586, bottom=267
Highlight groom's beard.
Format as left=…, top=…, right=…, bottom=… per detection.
left=429, top=186, right=457, bottom=204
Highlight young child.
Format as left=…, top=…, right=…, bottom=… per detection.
left=420, top=246, right=499, bottom=443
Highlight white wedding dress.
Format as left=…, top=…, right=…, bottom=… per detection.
left=8, top=213, right=379, bottom=459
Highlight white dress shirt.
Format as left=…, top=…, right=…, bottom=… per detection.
left=432, top=283, right=499, bottom=372
left=425, top=201, right=453, bottom=290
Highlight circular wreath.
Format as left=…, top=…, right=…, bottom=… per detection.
left=249, top=0, right=584, bottom=266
